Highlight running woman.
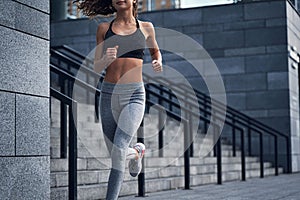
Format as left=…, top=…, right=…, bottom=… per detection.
left=78, top=0, right=163, bottom=199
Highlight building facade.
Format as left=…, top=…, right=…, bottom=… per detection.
left=0, top=0, right=50, bottom=199
left=51, top=0, right=300, bottom=172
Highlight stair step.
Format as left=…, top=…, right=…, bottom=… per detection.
left=50, top=167, right=283, bottom=200
left=51, top=156, right=262, bottom=172
left=51, top=162, right=274, bottom=187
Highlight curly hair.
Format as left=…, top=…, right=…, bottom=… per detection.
left=76, top=0, right=139, bottom=18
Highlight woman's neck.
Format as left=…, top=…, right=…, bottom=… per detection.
left=115, top=11, right=135, bottom=24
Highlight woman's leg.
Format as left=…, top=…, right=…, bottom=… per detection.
left=106, top=89, right=145, bottom=200
left=100, top=92, right=118, bottom=155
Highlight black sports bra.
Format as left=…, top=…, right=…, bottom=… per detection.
left=103, top=18, right=146, bottom=60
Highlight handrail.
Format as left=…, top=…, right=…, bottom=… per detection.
left=145, top=75, right=288, bottom=139
left=51, top=64, right=100, bottom=95
left=50, top=88, right=78, bottom=200
left=53, top=45, right=89, bottom=61
left=53, top=45, right=287, bottom=139
left=50, top=45, right=291, bottom=199
left=51, top=49, right=99, bottom=77
left=50, top=63, right=196, bottom=194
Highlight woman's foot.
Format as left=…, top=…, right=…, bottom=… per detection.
left=128, top=143, right=145, bottom=177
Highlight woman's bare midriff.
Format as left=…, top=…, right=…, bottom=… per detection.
left=104, top=58, right=144, bottom=84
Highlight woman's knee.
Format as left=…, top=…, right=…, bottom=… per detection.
left=111, top=146, right=127, bottom=170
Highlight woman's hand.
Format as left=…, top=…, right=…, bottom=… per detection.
left=103, top=45, right=119, bottom=66
left=152, top=59, right=163, bottom=73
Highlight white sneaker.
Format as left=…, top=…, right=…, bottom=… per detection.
left=128, top=143, right=145, bottom=177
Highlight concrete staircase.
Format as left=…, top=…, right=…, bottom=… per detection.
left=50, top=99, right=283, bottom=200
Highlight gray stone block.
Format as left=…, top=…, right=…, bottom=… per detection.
left=267, top=72, right=289, bottom=90
left=225, top=46, right=266, bottom=57
left=50, top=187, right=68, bottom=200
left=0, top=156, right=50, bottom=200
left=287, top=26, right=300, bottom=51
left=226, top=92, right=246, bottom=110
left=223, top=20, right=265, bottom=31
left=16, top=94, right=50, bottom=156
left=183, top=24, right=223, bottom=34
left=140, top=12, right=165, bottom=27
left=268, top=109, right=290, bottom=117
left=188, top=33, right=203, bottom=44
left=287, top=1, right=300, bottom=28
left=246, top=90, right=289, bottom=110
left=0, top=91, right=15, bottom=156
left=266, top=18, right=287, bottom=27
left=52, top=20, right=90, bottom=38
left=69, top=43, right=92, bottom=56
left=202, top=4, right=243, bottom=24
left=258, top=116, right=290, bottom=134
left=291, top=136, right=300, bottom=153
left=245, top=27, right=287, bottom=47
left=163, top=8, right=202, bottom=27
left=206, top=49, right=225, bottom=58
left=203, top=30, right=244, bottom=49
left=266, top=45, right=287, bottom=53
left=224, top=73, right=267, bottom=92
left=210, top=57, right=245, bottom=75
left=50, top=36, right=73, bottom=47
left=0, top=27, right=49, bottom=97
left=71, top=35, right=95, bottom=43
left=245, top=53, right=288, bottom=73
left=0, top=0, right=16, bottom=28
left=243, top=109, right=268, bottom=118
left=244, top=1, right=286, bottom=20
left=15, top=2, right=49, bottom=39
left=14, top=0, right=50, bottom=13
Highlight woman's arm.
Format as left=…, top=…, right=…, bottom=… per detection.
left=94, top=23, right=118, bottom=73
left=144, top=22, right=163, bottom=73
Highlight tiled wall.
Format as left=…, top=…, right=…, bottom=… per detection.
left=0, top=0, right=50, bottom=198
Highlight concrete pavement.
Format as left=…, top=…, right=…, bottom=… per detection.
left=120, top=173, right=300, bottom=200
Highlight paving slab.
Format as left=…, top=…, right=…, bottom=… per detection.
left=120, top=173, right=300, bottom=200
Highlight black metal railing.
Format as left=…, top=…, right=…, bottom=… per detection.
left=50, top=61, right=196, bottom=196
left=143, top=75, right=291, bottom=175
left=50, top=88, right=78, bottom=199
left=50, top=45, right=291, bottom=199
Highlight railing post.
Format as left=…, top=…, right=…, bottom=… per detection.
left=248, top=128, right=252, bottom=156
left=216, top=125, right=222, bottom=185
left=60, top=102, right=67, bottom=158
left=158, top=109, right=164, bottom=157
left=145, top=85, right=150, bottom=113
left=232, top=117, right=236, bottom=157
left=240, top=128, right=246, bottom=181
left=69, top=102, right=78, bottom=200
left=137, top=120, right=146, bottom=197
left=274, top=135, right=278, bottom=176
left=158, top=86, right=164, bottom=158
left=60, top=76, right=67, bottom=158
left=94, top=91, right=100, bottom=123
left=203, top=97, right=208, bottom=134
left=183, top=119, right=191, bottom=190
left=86, top=74, right=90, bottom=104
left=188, top=105, right=194, bottom=157
left=259, top=133, right=264, bottom=178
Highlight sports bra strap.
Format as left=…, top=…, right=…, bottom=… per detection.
left=135, top=18, right=140, bottom=28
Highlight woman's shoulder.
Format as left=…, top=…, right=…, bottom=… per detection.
left=96, top=21, right=111, bottom=39
left=138, top=20, right=155, bottom=37
left=97, top=21, right=110, bottom=32
left=138, top=20, right=154, bottom=29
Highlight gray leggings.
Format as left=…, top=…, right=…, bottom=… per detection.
left=100, top=81, right=145, bottom=200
